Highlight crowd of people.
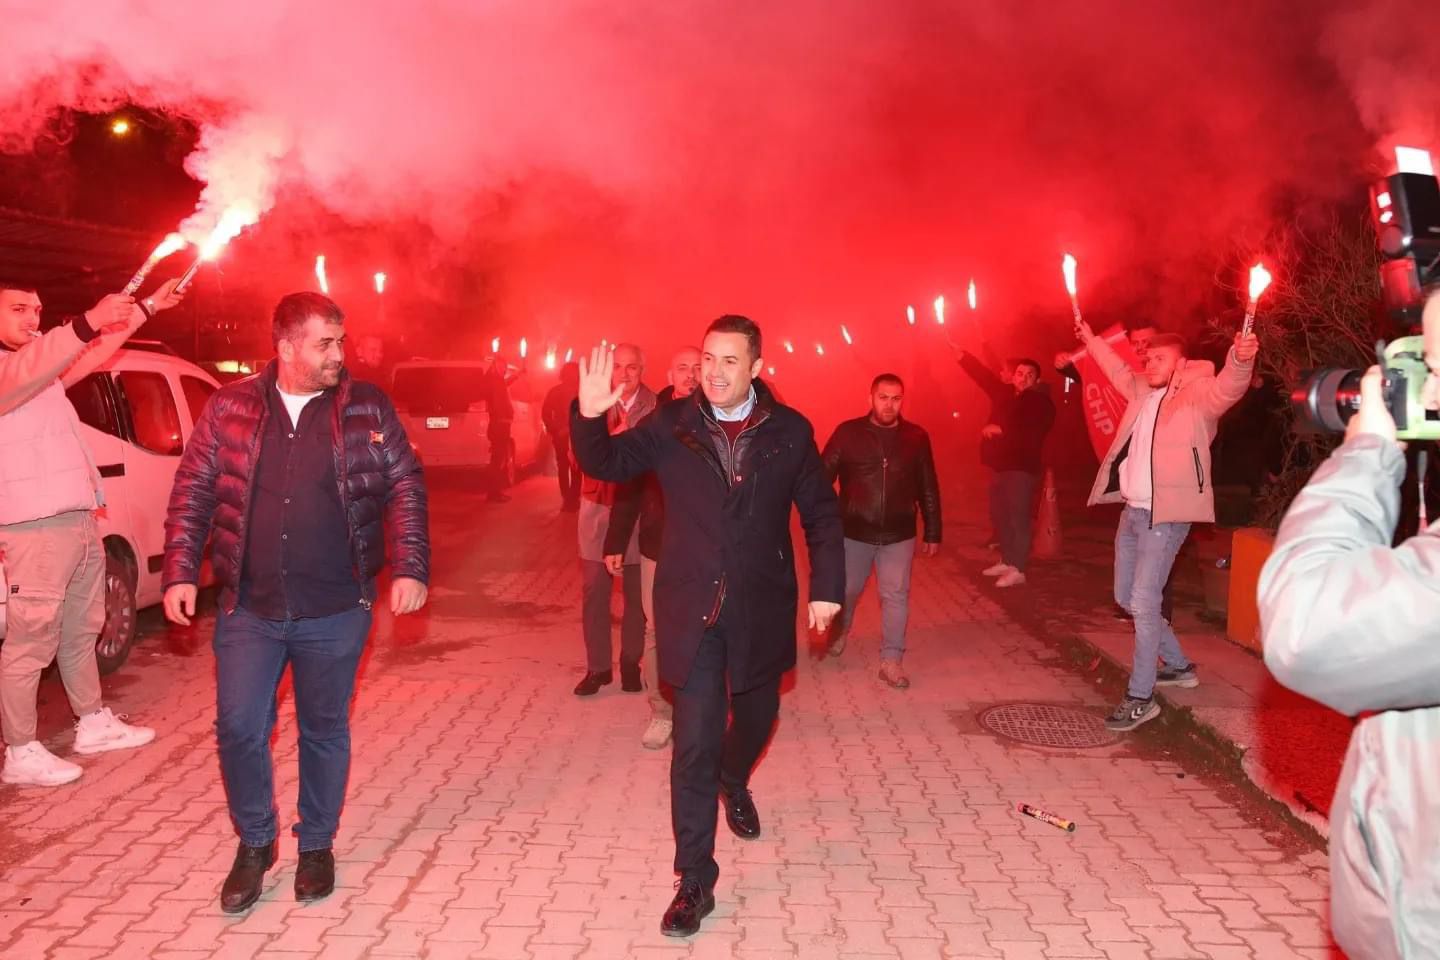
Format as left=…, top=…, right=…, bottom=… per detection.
left=8, top=273, right=1434, bottom=954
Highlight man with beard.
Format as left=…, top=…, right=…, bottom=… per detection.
left=820, top=374, right=942, bottom=689
left=162, top=292, right=430, bottom=913
left=571, top=316, right=843, bottom=937
left=573, top=343, right=655, bottom=696
left=604, top=346, right=701, bottom=748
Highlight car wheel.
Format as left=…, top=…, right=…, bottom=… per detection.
left=96, top=552, right=138, bottom=676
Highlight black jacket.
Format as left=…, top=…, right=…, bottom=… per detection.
left=821, top=417, right=941, bottom=546
left=572, top=379, right=844, bottom=692
left=958, top=351, right=1056, bottom=474
left=604, top=385, right=675, bottom=560
left=162, top=361, right=430, bottom=612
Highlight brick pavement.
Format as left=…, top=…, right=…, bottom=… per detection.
left=0, top=475, right=1340, bottom=959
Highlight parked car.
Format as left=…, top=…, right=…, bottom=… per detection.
left=388, top=360, right=546, bottom=482
left=0, top=341, right=220, bottom=674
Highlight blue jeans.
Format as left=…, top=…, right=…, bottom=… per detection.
left=834, top=537, right=916, bottom=661
left=213, top=604, right=372, bottom=852
left=1114, top=506, right=1191, bottom=700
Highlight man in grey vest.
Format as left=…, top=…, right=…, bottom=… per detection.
left=0, top=278, right=184, bottom=787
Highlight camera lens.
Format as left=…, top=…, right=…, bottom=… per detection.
left=1290, top=368, right=1362, bottom=433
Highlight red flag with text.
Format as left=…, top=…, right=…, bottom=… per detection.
left=1065, top=325, right=1140, bottom=459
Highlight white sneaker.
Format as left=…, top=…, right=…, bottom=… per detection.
left=641, top=717, right=674, bottom=750
left=73, top=708, right=155, bottom=755
left=2, top=741, right=82, bottom=786
left=995, top=569, right=1027, bottom=588
left=982, top=563, right=1013, bottom=577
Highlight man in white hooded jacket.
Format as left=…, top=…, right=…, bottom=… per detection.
left=1259, top=289, right=1440, bottom=960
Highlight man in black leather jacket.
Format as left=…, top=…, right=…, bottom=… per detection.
left=820, top=374, right=941, bottom=688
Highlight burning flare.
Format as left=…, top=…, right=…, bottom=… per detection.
left=374, top=271, right=387, bottom=294
left=491, top=337, right=501, bottom=354
left=815, top=343, right=825, bottom=356
left=840, top=324, right=853, bottom=345
left=1061, top=253, right=1082, bottom=325
left=933, top=295, right=945, bottom=325
left=783, top=340, right=795, bottom=353
left=906, top=305, right=916, bottom=326
left=967, top=279, right=977, bottom=311
left=1247, top=263, right=1272, bottom=302
left=315, top=255, right=329, bottom=295
left=519, top=337, right=528, bottom=359
left=123, top=233, right=187, bottom=295
left=1242, top=262, right=1273, bottom=337
left=544, top=346, right=557, bottom=370
left=175, top=206, right=256, bottom=294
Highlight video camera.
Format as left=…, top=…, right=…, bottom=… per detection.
left=1293, top=147, right=1440, bottom=439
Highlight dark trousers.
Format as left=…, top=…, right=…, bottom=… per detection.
left=488, top=418, right=513, bottom=495
left=213, top=605, right=371, bottom=852
left=990, top=470, right=1039, bottom=572
left=671, top=620, right=780, bottom=889
left=552, top=435, right=580, bottom=505
left=580, top=559, right=644, bottom=673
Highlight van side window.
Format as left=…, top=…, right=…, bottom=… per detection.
left=180, top=375, right=218, bottom=425
left=66, top=373, right=124, bottom=439
left=117, top=371, right=183, bottom=456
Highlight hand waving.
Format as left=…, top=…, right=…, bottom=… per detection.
left=577, top=345, right=626, bottom=418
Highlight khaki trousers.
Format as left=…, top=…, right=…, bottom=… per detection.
left=639, top=556, right=672, bottom=720
left=0, top=511, right=105, bottom=745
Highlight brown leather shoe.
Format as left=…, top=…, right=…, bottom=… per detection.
left=220, top=840, right=277, bottom=914
left=294, top=848, right=336, bottom=902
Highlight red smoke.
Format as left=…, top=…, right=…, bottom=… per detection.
left=0, top=0, right=1431, bottom=401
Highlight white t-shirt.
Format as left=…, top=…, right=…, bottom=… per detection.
left=1120, top=388, right=1167, bottom=510
left=277, top=387, right=323, bottom=429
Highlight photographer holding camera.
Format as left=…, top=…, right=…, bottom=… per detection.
left=1259, top=288, right=1440, bottom=959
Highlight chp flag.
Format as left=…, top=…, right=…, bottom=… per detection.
left=1064, top=324, right=1141, bottom=459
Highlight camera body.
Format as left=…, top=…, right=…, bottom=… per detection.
left=1293, top=336, right=1438, bottom=440
left=1291, top=148, right=1440, bottom=437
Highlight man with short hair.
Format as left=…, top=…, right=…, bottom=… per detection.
left=572, top=316, right=843, bottom=937
left=955, top=349, right=1056, bottom=587
left=162, top=292, right=430, bottom=913
left=821, top=374, right=941, bottom=689
left=1075, top=321, right=1257, bottom=731
left=0, top=279, right=182, bottom=787
left=573, top=343, right=655, bottom=696
left=605, top=346, right=701, bottom=747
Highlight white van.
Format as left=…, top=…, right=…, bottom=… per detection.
left=389, top=360, right=547, bottom=482
left=0, top=342, right=220, bottom=674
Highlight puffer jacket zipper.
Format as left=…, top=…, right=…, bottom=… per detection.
left=1191, top=447, right=1204, bottom=495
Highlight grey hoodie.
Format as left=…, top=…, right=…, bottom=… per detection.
left=1259, top=434, right=1440, bottom=959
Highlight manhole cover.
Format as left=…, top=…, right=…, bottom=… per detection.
left=976, top=702, right=1118, bottom=749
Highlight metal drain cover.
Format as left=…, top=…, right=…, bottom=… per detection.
left=977, top=702, right=1118, bottom=749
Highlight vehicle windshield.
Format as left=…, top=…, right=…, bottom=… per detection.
left=391, top=366, right=488, bottom=414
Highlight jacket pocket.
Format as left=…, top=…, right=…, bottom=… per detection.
left=1191, top=448, right=1204, bottom=494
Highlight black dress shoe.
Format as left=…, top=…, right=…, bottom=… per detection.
left=660, top=877, right=715, bottom=937
left=620, top=663, right=642, bottom=692
left=721, top=787, right=762, bottom=839
left=220, top=840, right=277, bottom=914
left=573, top=671, right=613, bottom=696
left=294, top=848, right=336, bottom=902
